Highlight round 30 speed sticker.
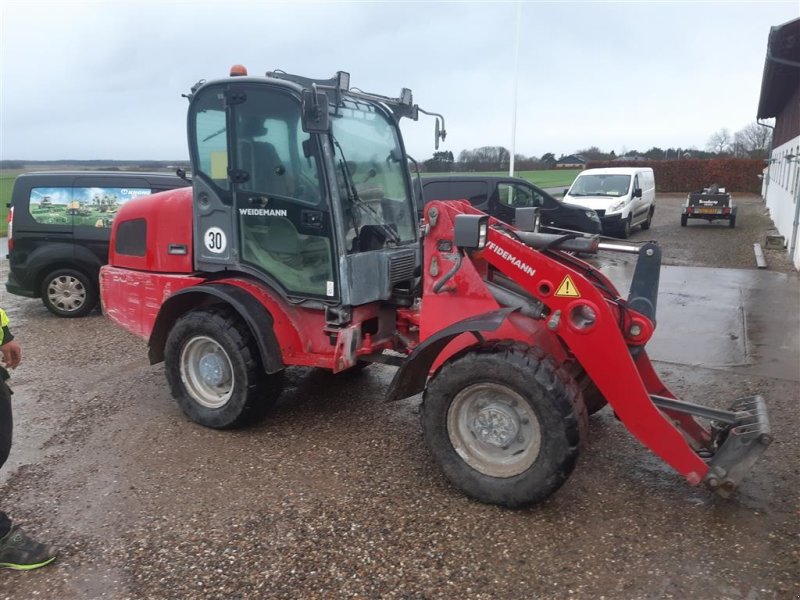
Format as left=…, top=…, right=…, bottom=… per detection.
left=204, top=227, right=227, bottom=254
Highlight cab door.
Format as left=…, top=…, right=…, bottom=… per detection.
left=229, top=86, right=337, bottom=299
left=190, top=83, right=338, bottom=300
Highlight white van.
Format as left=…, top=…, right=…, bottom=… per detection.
left=562, top=167, right=655, bottom=238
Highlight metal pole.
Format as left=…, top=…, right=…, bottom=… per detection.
left=509, top=2, right=521, bottom=177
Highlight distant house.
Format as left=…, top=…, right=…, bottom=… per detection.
left=614, top=154, right=646, bottom=162
left=555, top=155, right=585, bottom=168
left=757, top=16, right=800, bottom=269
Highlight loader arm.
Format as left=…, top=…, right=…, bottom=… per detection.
left=422, top=201, right=770, bottom=493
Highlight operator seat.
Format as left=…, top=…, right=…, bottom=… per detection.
left=238, top=117, right=291, bottom=197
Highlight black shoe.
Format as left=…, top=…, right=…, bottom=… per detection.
left=0, top=526, right=56, bottom=570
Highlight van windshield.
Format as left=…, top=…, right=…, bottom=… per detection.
left=569, top=175, right=631, bottom=197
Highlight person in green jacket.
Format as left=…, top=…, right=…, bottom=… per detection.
left=0, top=308, right=56, bottom=570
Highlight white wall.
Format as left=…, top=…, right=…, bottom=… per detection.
left=764, top=136, right=800, bottom=269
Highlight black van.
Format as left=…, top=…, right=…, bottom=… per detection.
left=6, top=172, right=189, bottom=317
left=415, top=175, right=602, bottom=235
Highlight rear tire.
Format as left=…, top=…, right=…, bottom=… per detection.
left=40, top=268, right=98, bottom=318
left=164, top=307, right=284, bottom=429
left=641, top=207, right=654, bottom=231
left=680, top=214, right=688, bottom=227
left=421, top=342, right=587, bottom=507
left=729, top=216, right=736, bottom=228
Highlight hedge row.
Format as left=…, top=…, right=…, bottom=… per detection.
left=585, top=159, right=764, bottom=193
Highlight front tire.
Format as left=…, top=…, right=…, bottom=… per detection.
left=619, top=215, right=632, bottom=239
left=164, top=307, right=284, bottom=429
left=421, top=342, right=587, bottom=507
left=40, top=269, right=98, bottom=318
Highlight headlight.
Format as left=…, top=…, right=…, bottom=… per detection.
left=586, top=210, right=599, bottom=221
left=477, top=221, right=488, bottom=248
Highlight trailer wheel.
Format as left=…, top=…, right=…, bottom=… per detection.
left=421, top=342, right=587, bottom=507
left=641, top=207, right=654, bottom=231
left=165, top=307, right=284, bottom=429
left=40, top=268, right=98, bottom=318
left=680, top=214, right=688, bottom=227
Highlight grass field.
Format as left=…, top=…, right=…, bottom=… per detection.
left=421, top=169, right=580, bottom=190
left=0, top=174, right=15, bottom=236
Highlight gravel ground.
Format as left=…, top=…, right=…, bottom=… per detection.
left=0, top=193, right=798, bottom=599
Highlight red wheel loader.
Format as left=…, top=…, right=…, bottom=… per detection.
left=99, top=66, right=771, bottom=507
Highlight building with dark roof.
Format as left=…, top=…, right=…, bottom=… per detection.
left=555, top=155, right=585, bottom=168
left=757, top=17, right=800, bottom=269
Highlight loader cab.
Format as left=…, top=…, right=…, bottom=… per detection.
left=188, top=74, right=420, bottom=308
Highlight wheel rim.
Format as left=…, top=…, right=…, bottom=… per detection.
left=179, top=336, right=234, bottom=409
left=447, top=382, right=542, bottom=478
left=46, top=275, right=87, bottom=312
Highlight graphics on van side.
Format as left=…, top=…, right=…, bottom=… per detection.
left=29, top=187, right=151, bottom=228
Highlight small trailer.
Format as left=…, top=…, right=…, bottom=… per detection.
left=681, top=184, right=736, bottom=228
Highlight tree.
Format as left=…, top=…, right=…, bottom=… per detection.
left=575, top=146, right=608, bottom=161
left=643, top=147, right=664, bottom=160
left=733, top=122, right=772, bottom=158
left=456, top=146, right=510, bottom=170
left=540, top=152, right=556, bottom=166
left=423, top=150, right=455, bottom=172
left=706, top=128, right=732, bottom=155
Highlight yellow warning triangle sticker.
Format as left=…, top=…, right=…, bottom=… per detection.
left=555, top=274, right=580, bottom=298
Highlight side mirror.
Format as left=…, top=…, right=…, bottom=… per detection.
left=301, top=89, right=329, bottom=133
left=633, top=188, right=643, bottom=198
left=515, top=207, right=540, bottom=232
left=563, top=188, right=569, bottom=196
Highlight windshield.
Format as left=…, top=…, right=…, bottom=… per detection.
left=330, top=99, right=415, bottom=248
left=569, top=174, right=631, bottom=197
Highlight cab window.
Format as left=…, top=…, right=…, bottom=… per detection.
left=193, top=93, right=230, bottom=190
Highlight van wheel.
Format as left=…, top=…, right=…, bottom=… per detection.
left=40, top=269, right=98, bottom=318
left=729, top=216, right=736, bottom=228
left=619, top=215, right=632, bottom=239
left=680, top=214, right=688, bottom=227
left=641, top=207, right=654, bottom=231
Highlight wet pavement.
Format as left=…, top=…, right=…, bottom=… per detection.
left=597, top=261, right=799, bottom=382
left=0, top=194, right=798, bottom=599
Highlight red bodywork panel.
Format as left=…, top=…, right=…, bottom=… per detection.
left=100, top=268, right=391, bottom=371
left=109, top=187, right=194, bottom=273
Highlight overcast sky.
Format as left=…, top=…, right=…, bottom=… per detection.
left=1, top=1, right=797, bottom=162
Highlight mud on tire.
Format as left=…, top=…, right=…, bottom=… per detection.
left=421, top=342, right=587, bottom=507
left=164, top=307, right=284, bottom=429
